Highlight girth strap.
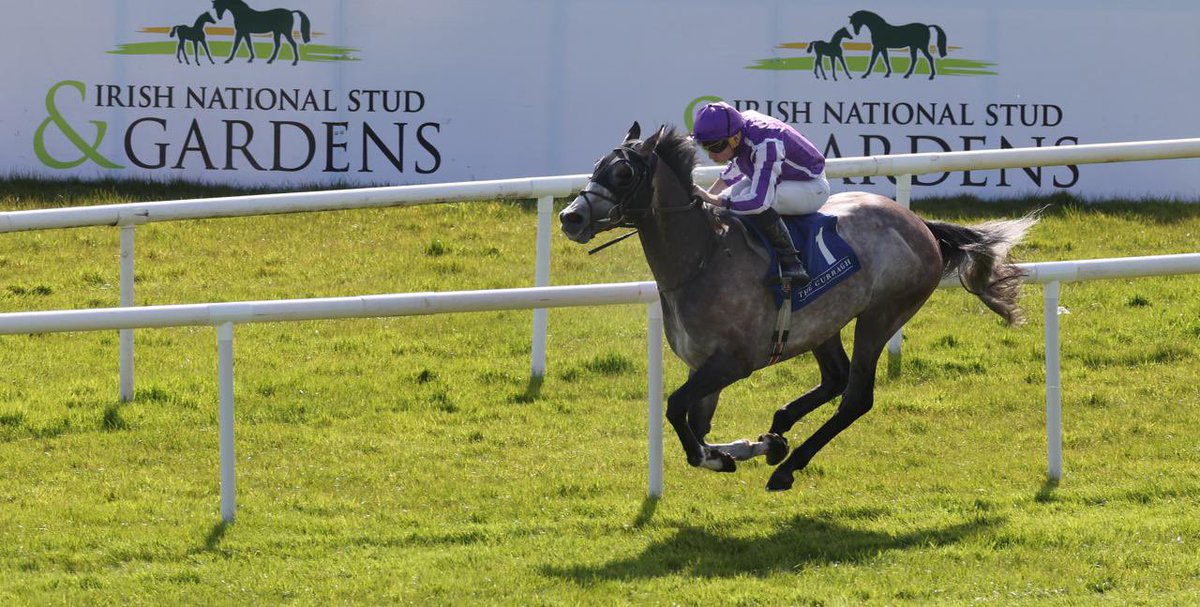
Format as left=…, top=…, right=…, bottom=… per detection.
left=767, top=278, right=793, bottom=365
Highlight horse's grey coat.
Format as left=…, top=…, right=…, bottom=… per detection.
left=560, top=123, right=1035, bottom=491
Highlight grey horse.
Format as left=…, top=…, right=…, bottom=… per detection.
left=559, top=123, right=1036, bottom=491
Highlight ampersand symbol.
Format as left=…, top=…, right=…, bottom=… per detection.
left=34, top=80, right=123, bottom=169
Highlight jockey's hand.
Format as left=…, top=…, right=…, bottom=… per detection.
left=692, top=184, right=722, bottom=207
left=702, top=198, right=730, bottom=235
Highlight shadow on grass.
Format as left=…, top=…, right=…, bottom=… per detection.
left=632, top=496, right=659, bottom=528
left=511, top=375, right=544, bottom=404
left=203, top=521, right=231, bottom=552
left=1035, top=478, right=1060, bottom=503
left=543, top=513, right=999, bottom=581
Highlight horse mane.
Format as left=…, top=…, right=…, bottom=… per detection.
left=651, top=126, right=697, bottom=191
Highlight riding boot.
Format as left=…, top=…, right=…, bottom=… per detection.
left=748, top=208, right=810, bottom=287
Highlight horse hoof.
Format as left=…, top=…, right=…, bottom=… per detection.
left=759, top=433, right=789, bottom=466
left=766, top=471, right=794, bottom=492
left=701, top=450, right=737, bottom=473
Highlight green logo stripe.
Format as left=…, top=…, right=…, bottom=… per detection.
left=110, top=40, right=359, bottom=62
left=748, top=56, right=997, bottom=77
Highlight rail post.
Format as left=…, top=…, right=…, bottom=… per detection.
left=117, top=211, right=148, bottom=402
left=531, top=195, right=554, bottom=377
left=887, top=174, right=913, bottom=377
left=646, top=300, right=664, bottom=498
left=217, top=322, right=237, bottom=522
left=1044, top=281, right=1063, bottom=481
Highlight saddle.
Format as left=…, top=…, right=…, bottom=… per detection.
left=718, top=209, right=862, bottom=312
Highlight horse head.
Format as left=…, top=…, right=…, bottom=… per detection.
left=211, top=0, right=232, bottom=20
left=559, top=122, right=665, bottom=244
left=849, top=10, right=875, bottom=35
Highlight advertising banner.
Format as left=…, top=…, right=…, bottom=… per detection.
left=3, top=1, right=1199, bottom=199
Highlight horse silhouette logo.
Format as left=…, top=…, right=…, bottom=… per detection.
left=212, top=0, right=312, bottom=65
left=806, top=27, right=853, bottom=81
left=849, top=10, right=947, bottom=79
left=169, top=12, right=217, bottom=65
left=748, top=9, right=994, bottom=80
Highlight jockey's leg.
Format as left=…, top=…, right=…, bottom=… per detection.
left=744, top=207, right=809, bottom=286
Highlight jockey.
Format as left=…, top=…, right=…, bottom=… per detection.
left=690, top=101, right=830, bottom=286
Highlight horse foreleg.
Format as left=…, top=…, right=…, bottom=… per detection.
left=177, top=41, right=188, bottom=64
left=192, top=41, right=201, bottom=66
left=267, top=33, right=282, bottom=64
left=829, top=56, right=838, bottom=81
left=862, top=50, right=880, bottom=78
left=666, top=351, right=751, bottom=473
left=880, top=48, right=893, bottom=76
left=838, top=56, right=851, bottom=80
left=225, top=35, right=241, bottom=63
left=767, top=318, right=888, bottom=492
left=904, top=48, right=918, bottom=78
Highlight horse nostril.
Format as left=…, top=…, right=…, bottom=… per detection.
left=560, top=211, right=583, bottom=226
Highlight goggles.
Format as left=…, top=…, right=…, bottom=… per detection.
left=699, top=138, right=731, bottom=154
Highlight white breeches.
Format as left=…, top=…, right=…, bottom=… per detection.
left=727, top=173, right=831, bottom=216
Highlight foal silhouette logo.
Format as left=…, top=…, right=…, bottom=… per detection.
left=110, top=1, right=359, bottom=64
left=750, top=10, right=996, bottom=80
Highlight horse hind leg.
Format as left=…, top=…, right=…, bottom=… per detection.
left=767, top=335, right=849, bottom=438
left=922, top=47, right=937, bottom=79
left=285, top=33, right=300, bottom=66
left=177, top=41, right=188, bottom=64
left=766, top=312, right=895, bottom=492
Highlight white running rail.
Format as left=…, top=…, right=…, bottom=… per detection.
left=0, top=254, right=1197, bottom=520
left=0, top=282, right=663, bottom=523
left=2, top=138, right=1199, bottom=400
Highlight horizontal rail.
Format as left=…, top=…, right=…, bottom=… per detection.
left=0, top=281, right=659, bottom=335
left=698, top=137, right=1200, bottom=181
left=2, top=138, right=1199, bottom=234
left=938, top=253, right=1200, bottom=288
left=2, top=254, right=1197, bottom=335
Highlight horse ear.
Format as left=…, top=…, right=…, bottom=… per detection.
left=624, top=122, right=641, bottom=143
left=639, top=124, right=666, bottom=153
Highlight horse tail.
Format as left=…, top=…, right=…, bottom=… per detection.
left=169, top=26, right=178, bottom=38
left=294, top=10, right=311, bottom=43
left=923, top=211, right=1040, bottom=326
left=806, top=41, right=815, bottom=54
left=931, top=25, right=948, bottom=57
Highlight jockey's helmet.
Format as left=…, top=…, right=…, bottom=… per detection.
left=692, top=102, right=745, bottom=142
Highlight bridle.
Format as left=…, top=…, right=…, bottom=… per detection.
left=577, top=145, right=659, bottom=230
left=578, top=144, right=702, bottom=254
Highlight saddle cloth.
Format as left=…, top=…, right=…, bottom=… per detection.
left=739, top=212, right=862, bottom=311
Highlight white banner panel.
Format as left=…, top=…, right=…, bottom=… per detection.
left=2, top=1, right=1199, bottom=198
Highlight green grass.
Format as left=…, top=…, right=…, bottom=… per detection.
left=0, top=181, right=1197, bottom=604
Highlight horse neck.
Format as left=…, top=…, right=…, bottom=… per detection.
left=636, top=159, right=714, bottom=288
left=194, top=14, right=212, bottom=28
left=833, top=30, right=851, bottom=44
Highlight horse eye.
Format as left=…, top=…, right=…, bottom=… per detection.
left=611, top=163, right=634, bottom=187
